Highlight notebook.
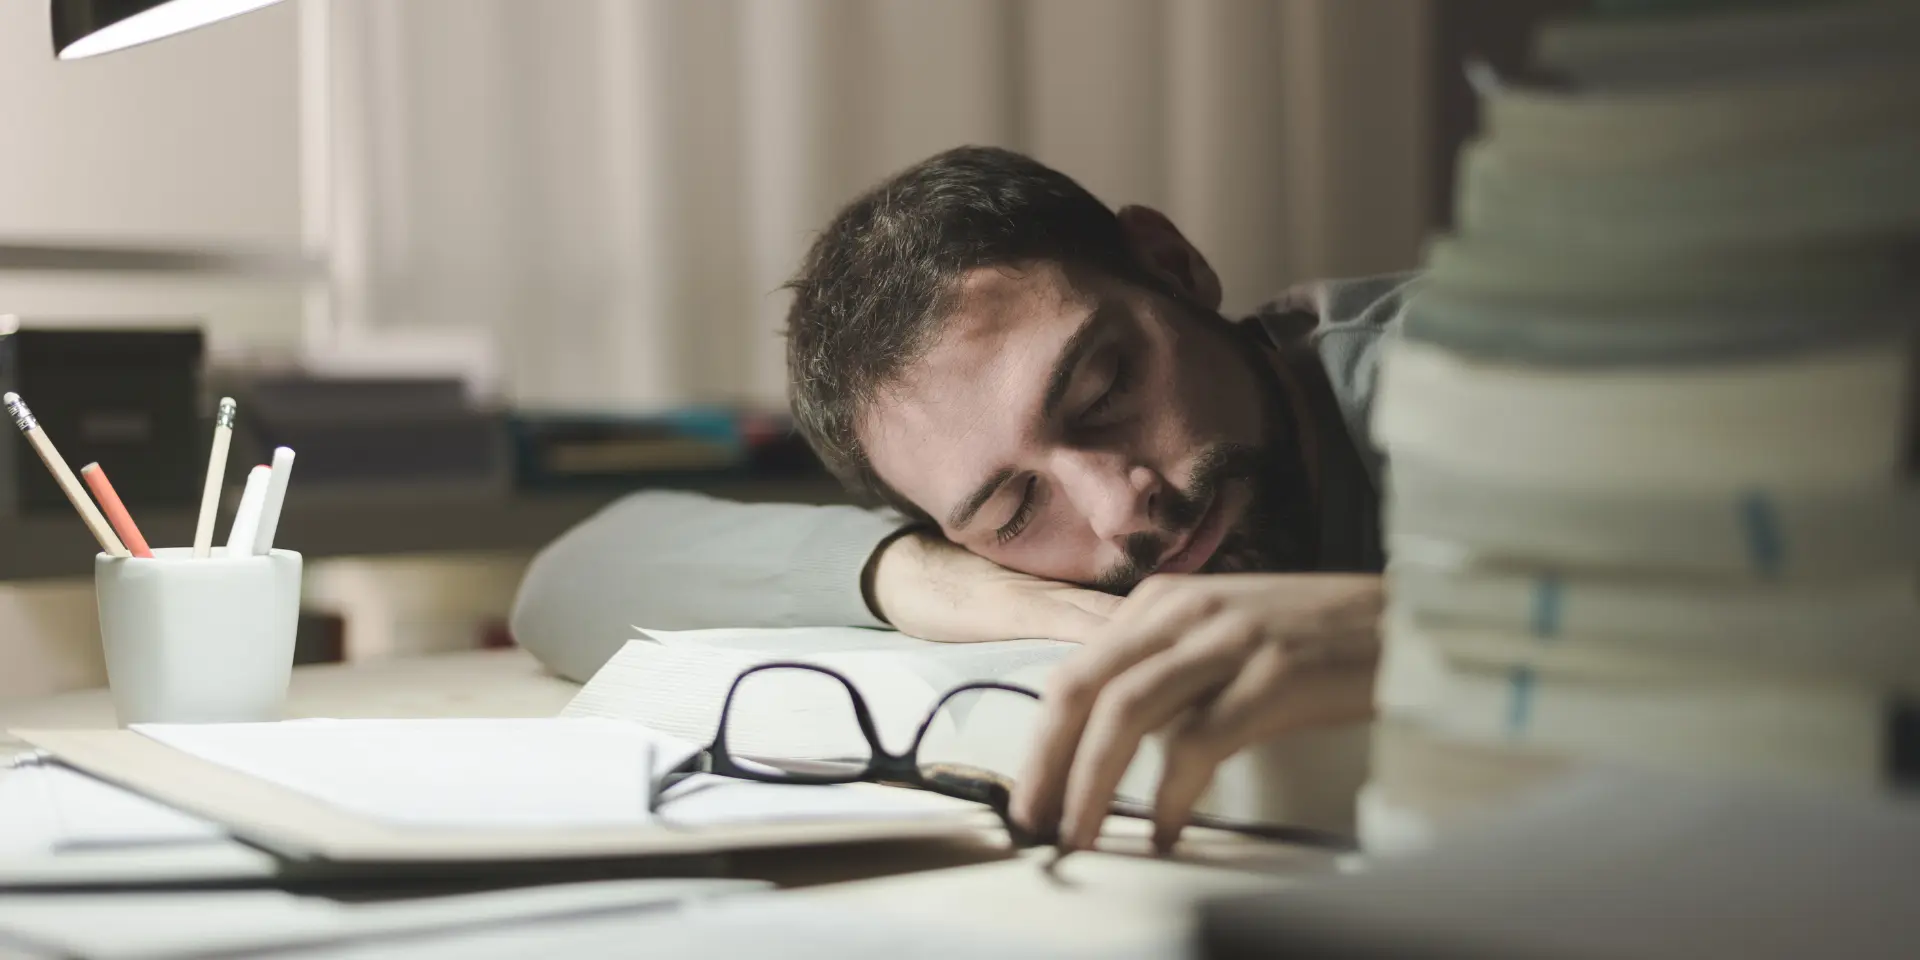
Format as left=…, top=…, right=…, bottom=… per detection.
left=17, top=718, right=990, bottom=865
left=563, top=626, right=1370, bottom=832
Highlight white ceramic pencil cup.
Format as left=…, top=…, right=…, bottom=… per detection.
left=95, top=547, right=303, bottom=725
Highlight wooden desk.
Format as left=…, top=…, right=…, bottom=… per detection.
left=0, top=648, right=1335, bottom=954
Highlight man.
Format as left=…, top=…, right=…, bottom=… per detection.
left=513, top=146, right=1409, bottom=852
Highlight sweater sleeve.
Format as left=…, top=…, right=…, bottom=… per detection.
left=509, top=490, right=910, bottom=682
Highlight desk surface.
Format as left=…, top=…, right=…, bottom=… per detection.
left=0, top=648, right=580, bottom=761
left=0, top=648, right=1334, bottom=954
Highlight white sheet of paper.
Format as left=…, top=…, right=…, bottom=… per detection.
left=134, top=718, right=702, bottom=829
left=654, top=774, right=979, bottom=828
left=299, top=895, right=1164, bottom=960
left=571, top=629, right=1073, bottom=760
left=0, top=841, right=282, bottom=888
left=0, top=762, right=222, bottom=856
left=0, top=878, right=767, bottom=960
left=638, top=627, right=1073, bottom=695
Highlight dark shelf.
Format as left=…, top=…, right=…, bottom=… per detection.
left=0, top=477, right=853, bottom=581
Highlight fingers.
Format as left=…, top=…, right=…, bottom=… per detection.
left=1009, top=590, right=1225, bottom=836
left=1010, top=574, right=1383, bottom=850
left=1147, top=641, right=1290, bottom=852
left=1149, top=654, right=1377, bottom=851
left=1056, top=615, right=1259, bottom=851
left=1197, top=651, right=1376, bottom=750
left=1150, top=724, right=1227, bottom=854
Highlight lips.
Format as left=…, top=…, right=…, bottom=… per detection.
left=1154, top=483, right=1239, bottom=575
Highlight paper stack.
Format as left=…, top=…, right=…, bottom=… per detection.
left=1365, top=0, right=1920, bottom=853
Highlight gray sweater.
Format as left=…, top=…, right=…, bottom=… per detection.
left=512, top=273, right=1414, bottom=682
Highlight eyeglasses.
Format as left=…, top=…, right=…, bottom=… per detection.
left=650, top=662, right=1356, bottom=851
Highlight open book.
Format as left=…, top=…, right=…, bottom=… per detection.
left=563, top=626, right=1370, bottom=832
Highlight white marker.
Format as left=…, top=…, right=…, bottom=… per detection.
left=251, top=446, right=295, bottom=555
left=225, top=464, right=272, bottom=557
left=193, top=397, right=236, bottom=558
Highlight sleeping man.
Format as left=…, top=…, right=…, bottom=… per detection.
left=512, top=146, right=1411, bottom=852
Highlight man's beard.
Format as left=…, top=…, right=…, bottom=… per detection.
left=1089, top=440, right=1317, bottom=596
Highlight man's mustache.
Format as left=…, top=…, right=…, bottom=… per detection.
left=1090, top=444, right=1265, bottom=595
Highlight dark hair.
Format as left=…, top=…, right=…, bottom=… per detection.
left=784, top=146, right=1149, bottom=519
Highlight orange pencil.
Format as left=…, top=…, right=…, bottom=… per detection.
left=80, top=463, right=154, bottom=558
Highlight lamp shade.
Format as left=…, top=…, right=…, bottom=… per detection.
left=52, top=0, right=289, bottom=60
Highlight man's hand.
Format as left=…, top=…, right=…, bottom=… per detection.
left=1009, top=573, right=1382, bottom=853
left=867, top=530, right=1123, bottom=644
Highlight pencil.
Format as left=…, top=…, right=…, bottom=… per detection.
left=193, top=397, right=236, bottom=558
left=80, top=463, right=154, bottom=558
left=3, top=392, right=129, bottom=557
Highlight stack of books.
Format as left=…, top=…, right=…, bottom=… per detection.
left=1364, top=0, right=1920, bottom=853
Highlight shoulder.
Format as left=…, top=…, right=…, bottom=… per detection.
left=1246, top=271, right=1422, bottom=471
left=1248, top=271, right=1420, bottom=383
left=1313, top=271, right=1421, bottom=341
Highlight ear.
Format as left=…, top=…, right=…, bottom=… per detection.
left=1116, top=205, right=1223, bottom=311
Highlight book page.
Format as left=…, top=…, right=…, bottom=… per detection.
left=562, top=628, right=1361, bottom=829
left=563, top=643, right=933, bottom=759
left=639, top=626, right=1075, bottom=692
left=655, top=775, right=976, bottom=827
left=567, top=628, right=1078, bottom=760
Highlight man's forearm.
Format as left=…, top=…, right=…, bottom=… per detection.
left=510, top=491, right=907, bottom=681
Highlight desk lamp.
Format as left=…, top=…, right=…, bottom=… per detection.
left=53, top=0, right=290, bottom=59
left=4, top=0, right=308, bottom=271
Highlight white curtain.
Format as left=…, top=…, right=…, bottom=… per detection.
left=303, top=0, right=1432, bottom=411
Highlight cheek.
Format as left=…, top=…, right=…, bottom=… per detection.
left=1160, top=328, right=1261, bottom=450
left=976, top=517, right=1105, bottom=584
left=1137, top=340, right=1222, bottom=463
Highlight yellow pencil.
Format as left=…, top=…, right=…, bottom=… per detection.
left=4, top=392, right=129, bottom=557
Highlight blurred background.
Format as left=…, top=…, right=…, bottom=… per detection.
left=0, top=0, right=1563, bottom=698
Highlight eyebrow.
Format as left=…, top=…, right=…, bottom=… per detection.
left=947, top=467, right=1015, bottom=531
left=946, top=308, right=1107, bottom=532
left=1040, top=307, right=1108, bottom=419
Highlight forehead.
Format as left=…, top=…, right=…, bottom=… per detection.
left=860, top=263, right=1094, bottom=504
left=925, top=262, right=1090, bottom=373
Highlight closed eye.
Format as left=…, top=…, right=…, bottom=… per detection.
left=995, top=476, right=1039, bottom=544
left=1081, top=353, right=1131, bottom=422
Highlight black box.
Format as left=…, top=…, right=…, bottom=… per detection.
left=0, top=327, right=205, bottom=514
left=234, top=375, right=509, bottom=496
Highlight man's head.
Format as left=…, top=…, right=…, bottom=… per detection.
left=787, top=146, right=1313, bottom=593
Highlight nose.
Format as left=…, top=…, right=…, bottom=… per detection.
left=1052, top=449, right=1163, bottom=547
